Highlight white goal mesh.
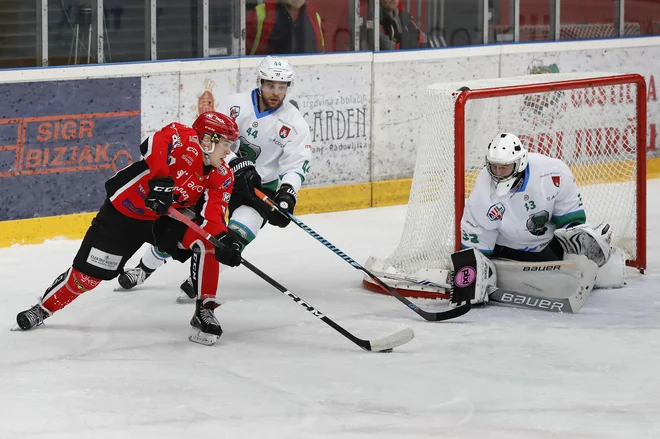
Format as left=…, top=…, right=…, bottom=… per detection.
left=368, top=73, right=646, bottom=279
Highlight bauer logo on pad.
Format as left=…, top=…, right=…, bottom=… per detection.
left=487, top=203, right=505, bottom=221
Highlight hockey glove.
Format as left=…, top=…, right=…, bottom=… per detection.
left=554, top=223, right=612, bottom=267
left=229, top=157, right=262, bottom=198
left=145, top=176, right=175, bottom=215
left=214, top=232, right=242, bottom=267
left=268, top=184, right=297, bottom=228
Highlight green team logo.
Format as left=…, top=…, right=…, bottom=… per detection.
left=237, top=136, right=262, bottom=161
left=526, top=210, right=550, bottom=236
left=527, top=59, right=559, bottom=75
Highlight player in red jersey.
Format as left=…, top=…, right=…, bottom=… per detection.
left=15, top=111, right=241, bottom=346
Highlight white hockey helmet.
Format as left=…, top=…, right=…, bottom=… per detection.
left=256, top=56, right=295, bottom=88
left=486, top=132, right=528, bottom=196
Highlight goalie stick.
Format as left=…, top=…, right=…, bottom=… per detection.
left=167, top=207, right=414, bottom=352
left=254, top=188, right=472, bottom=322
left=372, top=272, right=582, bottom=313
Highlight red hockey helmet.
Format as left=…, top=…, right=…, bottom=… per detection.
left=192, top=111, right=240, bottom=145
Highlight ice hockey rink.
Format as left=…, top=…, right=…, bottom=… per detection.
left=0, top=182, right=658, bottom=439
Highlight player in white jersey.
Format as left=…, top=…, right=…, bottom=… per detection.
left=450, top=132, right=623, bottom=312
left=461, top=133, right=587, bottom=260
left=117, top=56, right=313, bottom=302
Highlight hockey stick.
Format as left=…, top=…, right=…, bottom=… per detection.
left=379, top=272, right=451, bottom=290
left=167, top=207, right=414, bottom=352
left=254, top=188, right=471, bottom=321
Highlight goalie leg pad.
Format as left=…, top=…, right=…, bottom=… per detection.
left=594, top=246, right=626, bottom=289
left=554, top=223, right=612, bottom=267
left=362, top=256, right=451, bottom=298
left=450, top=248, right=496, bottom=306
left=562, top=253, right=598, bottom=310
left=492, top=259, right=579, bottom=300
left=491, top=256, right=596, bottom=313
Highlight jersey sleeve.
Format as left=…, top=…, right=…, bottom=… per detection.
left=278, top=117, right=312, bottom=191
left=551, top=161, right=586, bottom=228
left=459, top=171, right=500, bottom=255
left=198, top=165, right=234, bottom=237
left=140, top=124, right=181, bottom=178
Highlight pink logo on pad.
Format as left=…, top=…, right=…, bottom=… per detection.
left=456, top=267, right=476, bottom=287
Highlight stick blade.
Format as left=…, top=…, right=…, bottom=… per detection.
left=368, top=327, right=414, bottom=352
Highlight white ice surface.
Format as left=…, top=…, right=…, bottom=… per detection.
left=1, top=182, right=659, bottom=439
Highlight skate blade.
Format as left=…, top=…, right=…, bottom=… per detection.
left=188, top=327, right=219, bottom=346
left=10, top=322, right=41, bottom=332
left=176, top=294, right=196, bottom=304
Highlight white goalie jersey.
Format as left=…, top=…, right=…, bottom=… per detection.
left=460, top=153, right=586, bottom=254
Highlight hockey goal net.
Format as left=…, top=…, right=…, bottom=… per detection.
left=365, top=73, right=647, bottom=299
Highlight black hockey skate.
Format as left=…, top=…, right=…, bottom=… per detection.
left=189, top=298, right=222, bottom=346
left=176, top=277, right=196, bottom=304
left=117, top=263, right=153, bottom=290
left=16, top=303, right=51, bottom=330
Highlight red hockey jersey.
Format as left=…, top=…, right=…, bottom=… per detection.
left=106, top=122, right=233, bottom=237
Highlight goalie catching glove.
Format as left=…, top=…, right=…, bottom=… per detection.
left=554, top=223, right=612, bottom=267
left=268, top=184, right=297, bottom=228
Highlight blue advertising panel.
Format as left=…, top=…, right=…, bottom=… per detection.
left=0, top=77, right=141, bottom=221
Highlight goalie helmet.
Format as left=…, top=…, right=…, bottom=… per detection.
left=256, top=56, right=295, bottom=88
left=486, top=132, right=528, bottom=197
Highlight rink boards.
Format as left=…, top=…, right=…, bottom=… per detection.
left=1, top=37, right=660, bottom=246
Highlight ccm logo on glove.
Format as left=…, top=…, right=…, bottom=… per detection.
left=145, top=176, right=175, bottom=215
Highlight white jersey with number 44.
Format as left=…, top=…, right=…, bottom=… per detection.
left=460, top=152, right=586, bottom=254
left=220, top=89, right=312, bottom=189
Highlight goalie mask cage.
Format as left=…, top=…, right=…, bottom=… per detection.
left=365, top=73, right=646, bottom=298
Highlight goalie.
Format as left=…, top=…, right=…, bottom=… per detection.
left=451, top=132, right=626, bottom=313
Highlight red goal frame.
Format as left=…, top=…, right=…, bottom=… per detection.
left=453, top=74, right=647, bottom=272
